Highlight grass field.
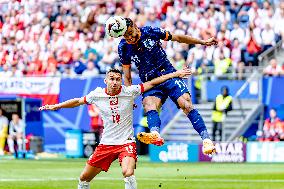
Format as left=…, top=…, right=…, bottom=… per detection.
left=0, top=157, right=284, bottom=189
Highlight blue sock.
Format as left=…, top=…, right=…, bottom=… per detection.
left=146, top=110, right=161, bottom=133
left=187, top=109, right=210, bottom=140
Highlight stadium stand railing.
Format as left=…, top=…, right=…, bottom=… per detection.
left=258, top=39, right=283, bottom=66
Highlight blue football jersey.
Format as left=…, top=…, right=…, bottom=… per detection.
left=118, top=26, right=176, bottom=82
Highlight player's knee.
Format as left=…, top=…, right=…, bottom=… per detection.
left=143, top=97, right=160, bottom=111
left=180, top=101, right=194, bottom=113
left=143, top=102, right=157, bottom=111
left=122, top=168, right=134, bottom=177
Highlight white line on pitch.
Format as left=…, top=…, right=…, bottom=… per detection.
left=0, top=177, right=284, bottom=183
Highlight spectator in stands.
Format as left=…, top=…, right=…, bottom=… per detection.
left=0, top=108, right=8, bottom=155
left=258, top=108, right=282, bottom=141
left=231, top=39, right=242, bottom=70
left=235, top=61, right=245, bottom=80
left=243, top=23, right=262, bottom=66
left=62, top=64, right=76, bottom=78
left=278, top=122, right=284, bottom=141
left=81, top=61, right=99, bottom=78
left=213, top=50, right=232, bottom=80
left=187, top=44, right=204, bottom=72
left=7, top=114, right=25, bottom=154
left=145, top=10, right=160, bottom=28
left=230, top=22, right=245, bottom=43
left=263, top=59, right=282, bottom=76
left=0, top=0, right=281, bottom=78
left=173, top=52, right=186, bottom=70
left=261, top=23, right=276, bottom=51
left=274, top=2, right=284, bottom=49
left=87, top=104, right=103, bottom=142
left=212, top=86, right=233, bottom=141
left=98, top=46, right=118, bottom=73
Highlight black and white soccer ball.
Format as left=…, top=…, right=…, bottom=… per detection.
left=105, top=16, right=127, bottom=38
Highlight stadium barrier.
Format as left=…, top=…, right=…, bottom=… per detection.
left=1, top=76, right=284, bottom=151
left=149, top=141, right=284, bottom=163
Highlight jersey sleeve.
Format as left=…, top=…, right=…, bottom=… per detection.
left=118, top=41, right=131, bottom=68
left=146, top=26, right=172, bottom=41
left=84, top=88, right=100, bottom=104
left=124, top=84, right=144, bottom=98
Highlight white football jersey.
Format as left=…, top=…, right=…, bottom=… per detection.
left=84, top=84, right=144, bottom=145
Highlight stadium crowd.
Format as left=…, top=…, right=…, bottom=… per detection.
left=257, top=108, right=284, bottom=141
left=0, top=0, right=284, bottom=79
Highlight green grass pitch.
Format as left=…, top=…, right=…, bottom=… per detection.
left=0, top=157, right=284, bottom=189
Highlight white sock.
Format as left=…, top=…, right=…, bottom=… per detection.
left=78, top=179, right=90, bottom=189
left=124, top=175, right=137, bottom=189
left=17, top=139, right=23, bottom=151
left=7, top=138, right=14, bottom=153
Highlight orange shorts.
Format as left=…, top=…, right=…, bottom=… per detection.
left=87, top=142, right=137, bottom=172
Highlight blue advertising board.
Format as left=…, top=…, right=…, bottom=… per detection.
left=149, top=142, right=199, bottom=162
left=65, top=129, right=83, bottom=158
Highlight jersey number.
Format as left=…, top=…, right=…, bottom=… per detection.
left=175, top=80, right=187, bottom=89
left=125, top=145, right=134, bottom=154
left=112, top=114, right=120, bottom=123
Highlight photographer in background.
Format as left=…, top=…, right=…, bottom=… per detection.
left=7, top=114, right=25, bottom=154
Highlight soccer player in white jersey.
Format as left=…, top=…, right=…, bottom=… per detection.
left=39, top=68, right=192, bottom=189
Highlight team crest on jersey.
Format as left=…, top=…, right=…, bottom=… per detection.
left=143, top=39, right=156, bottom=51
left=131, top=55, right=140, bottom=65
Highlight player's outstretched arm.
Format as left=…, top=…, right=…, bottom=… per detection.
left=143, top=69, right=191, bottom=92
left=39, top=97, right=85, bottom=111
left=171, top=34, right=218, bottom=46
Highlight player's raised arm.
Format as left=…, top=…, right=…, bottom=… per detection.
left=171, top=34, right=218, bottom=46
left=39, top=97, right=85, bottom=111
left=142, top=69, right=192, bottom=92
left=122, top=65, right=132, bottom=86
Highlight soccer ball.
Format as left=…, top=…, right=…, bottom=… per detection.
left=105, top=16, right=127, bottom=38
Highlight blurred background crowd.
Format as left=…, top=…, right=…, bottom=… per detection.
left=0, top=0, right=284, bottom=79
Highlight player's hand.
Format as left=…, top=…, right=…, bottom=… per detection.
left=174, top=68, right=192, bottom=79
left=39, top=104, right=60, bottom=111
left=203, top=37, right=218, bottom=46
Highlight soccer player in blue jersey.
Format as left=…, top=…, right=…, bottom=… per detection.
left=105, top=16, right=217, bottom=155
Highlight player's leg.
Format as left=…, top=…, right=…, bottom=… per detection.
left=78, top=144, right=117, bottom=189
left=176, top=93, right=215, bottom=155
left=121, top=156, right=137, bottom=189
left=7, top=135, right=15, bottom=153
left=78, top=164, right=102, bottom=189
left=143, top=96, right=162, bottom=133
left=16, top=133, right=23, bottom=151
left=137, top=94, right=165, bottom=146
left=0, top=126, right=8, bottom=155
left=118, top=143, right=138, bottom=189
left=212, top=121, right=218, bottom=141
left=167, top=78, right=215, bottom=155
left=218, top=122, right=223, bottom=141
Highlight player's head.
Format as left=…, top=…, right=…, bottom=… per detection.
left=12, top=113, right=20, bottom=122
left=221, top=86, right=229, bottom=96
left=269, top=108, right=277, bottom=118
left=105, top=68, right=123, bottom=93
left=105, top=16, right=141, bottom=44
